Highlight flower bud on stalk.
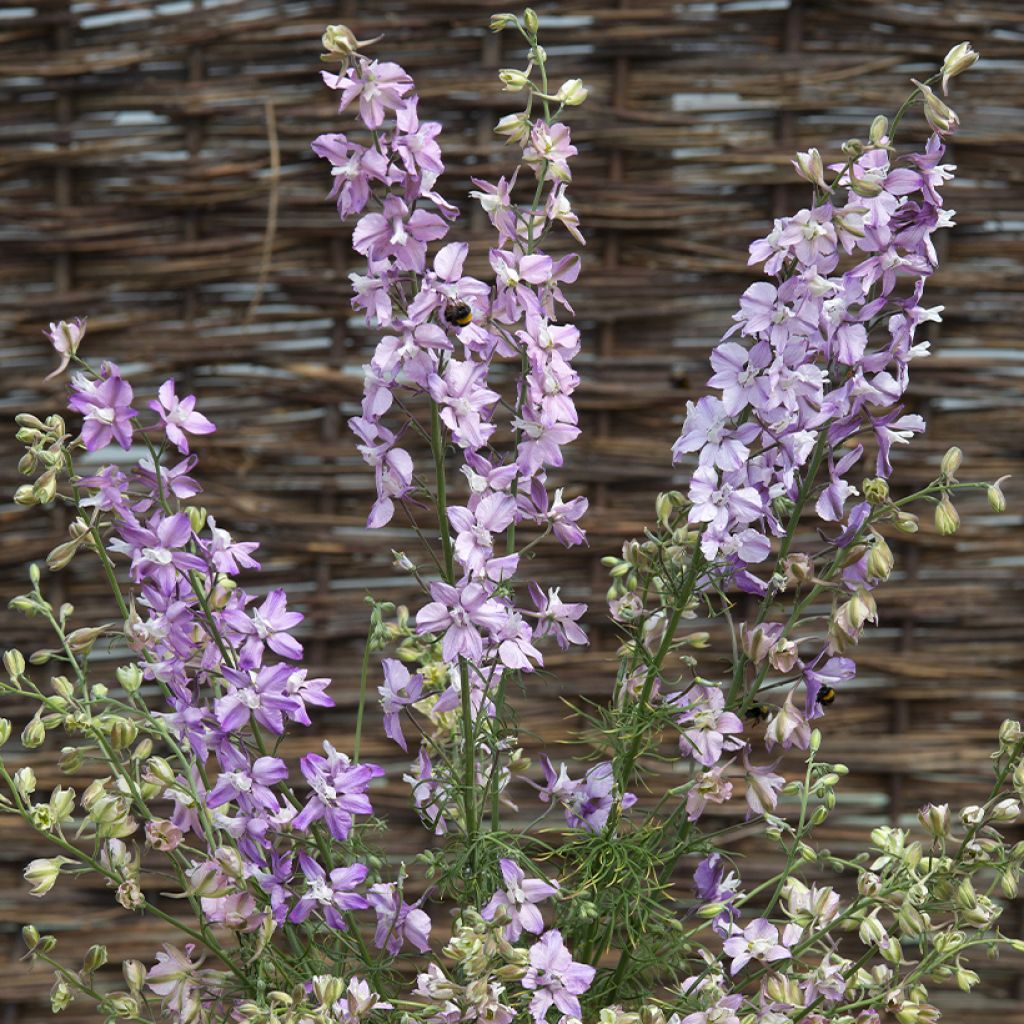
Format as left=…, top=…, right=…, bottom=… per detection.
left=941, top=42, right=980, bottom=94
left=934, top=495, right=959, bottom=535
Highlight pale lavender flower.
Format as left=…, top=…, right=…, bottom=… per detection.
left=670, top=685, right=744, bottom=767
left=522, top=930, right=595, bottom=1023
left=722, top=918, right=793, bottom=974
left=416, top=580, right=507, bottom=663
left=482, top=858, right=559, bottom=941
left=528, top=584, right=587, bottom=650
left=378, top=659, right=423, bottom=751
left=322, top=58, right=414, bottom=129
left=367, top=882, right=432, bottom=954
left=149, top=379, right=216, bottom=455
left=222, top=588, right=304, bottom=663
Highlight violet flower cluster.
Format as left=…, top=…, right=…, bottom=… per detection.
left=4, top=18, right=1019, bottom=1024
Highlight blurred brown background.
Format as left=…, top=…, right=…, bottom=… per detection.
left=1, top=0, right=1023, bottom=1021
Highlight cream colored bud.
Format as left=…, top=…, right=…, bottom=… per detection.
left=24, top=856, right=69, bottom=896
left=107, top=718, right=138, bottom=751
left=987, top=477, right=1008, bottom=512
left=499, top=68, right=531, bottom=91
left=489, top=13, right=518, bottom=32
left=935, top=494, right=959, bottom=535
left=941, top=42, right=980, bottom=94
left=14, top=766, right=37, bottom=798
left=21, top=715, right=46, bottom=749
left=186, top=506, right=207, bottom=533
left=4, top=649, right=26, bottom=678
left=894, top=510, right=919, bottom=533
left=867, top=535, right=894, bottom=580
left=848, top=165, right=883, bottom=197
left=0, top=718, right=10, bottom=748
left=523, top=8, right=539, bottom=34
left=494, top=112, right=531, bottom=145
left=321, top=24, right=357, bottom=56
left=991, top=798, right=1020, bottom=823
left=793, top=148, right=828, bottom=190
left=145, top=756, right=176, bottom=787
left=556, top=78, right=588, bottom=106
left=918, top=803, right=950, bottom=839
left=82, top=944, right=108, bottom=973
left=912, top=79, right=959, bottom=136
left=940, top=446, right=962, bottom=478
left=869, top=115, right=890, bottom=146
left=116, top=664, right=144, bottom=693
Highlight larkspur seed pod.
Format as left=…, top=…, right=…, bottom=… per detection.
left=894, top=510, right=920, bottom=533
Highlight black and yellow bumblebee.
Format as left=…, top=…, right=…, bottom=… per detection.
left=745, top=703, right=773, bottom=724
left=816, top=685, right=837, bottom=706
left=444, top=300, right=473, bottom=327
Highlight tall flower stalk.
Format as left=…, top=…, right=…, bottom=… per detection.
left=4, top=17, right=1020, bottom=1024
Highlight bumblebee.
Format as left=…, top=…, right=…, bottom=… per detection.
left=816, top=685, right=837, bottom=706
left=444, top=300, right=473, bottom=327
left=745, top=703, right=772, bottom=724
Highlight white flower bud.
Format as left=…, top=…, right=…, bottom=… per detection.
left=555, top=78, right=588, bottom=106
left=941, top=42, right=980, bottom=94
left=499, top=68, right=531, bottom=91
left=991, top=798, right=1020, bottom=823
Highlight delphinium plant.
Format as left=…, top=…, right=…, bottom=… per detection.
left=3, top=13, right=1019, bottom=1024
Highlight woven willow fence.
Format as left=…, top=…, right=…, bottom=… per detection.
left=1, top=0, right=1023, bottom=1020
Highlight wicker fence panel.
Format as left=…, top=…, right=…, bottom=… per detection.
left=1, top=0, right=1023, bottom=1020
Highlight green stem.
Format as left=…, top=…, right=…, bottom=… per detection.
left=353, top=630, right=373, bottom=764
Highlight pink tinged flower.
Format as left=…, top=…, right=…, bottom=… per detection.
left=353, top=194, right=447, bottom=272
left=680, top=995, right=744, bottom=1024
left=44, top=317, right=86, bottom=380
left=482, top=858, right=559, bottom=941
left=367, top=882, right=432, bottom=955
left=686, top=765, right=734, bottom=822
left=722, top=918, right=793, bottom=975
left=394, top=96, right=444, bottom=177
left=742, top=751, right=786, bottom=818
left=765, top=689, right=812, bottom=751
left=449, top=492, right=517, bottom=574
left=513, top=411, right=580, bottom=477
left=522, top=930, right=595, bottom=1023
left=378, top=658, right=423, bottom=751
left=148, top=379, right=216, bottom=455
left=288, top=853, right=369, bottom=930
left=349, top=267, right=394, bottom=326
left=707, top=340, right=771, bottom=417
left=523, top=121, right=578, bottom=183
left=322, top=58, right=414, bottom=129
left=429, top=359, right=500, bottom=451
left=492, top=610, right=543, bottom=671
left=528, top=583, right=587, bottom=650
left=145, top=944, right=204, bottom=1017
left=671, top=685, right=744, bottom=767
left=415, top=579, right=507, bottom=663
left=292, top=741, right=384, bottom=840
left=872, top=409, right=925, bottom=477
left=470, top=171, right=520, bottom=243
left=68, top=363, right=138, bottom=451
left=349, top=417, right=415, bottom=528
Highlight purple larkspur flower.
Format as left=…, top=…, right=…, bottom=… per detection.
left=288, top=853, right=369, bottom=930
left=292, top=741, right=383, bottom=840
left=722, top=918, right=794, bottom=975
left=366, top=882, right=432, bottom=955
left=68, top=362, right=137, bottom=451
